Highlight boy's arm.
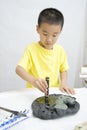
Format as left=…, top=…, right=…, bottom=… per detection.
left=59, top=71, right=75, bottom=95
left=15, top=65, right=47, bottom=93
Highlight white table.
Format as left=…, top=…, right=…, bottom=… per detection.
left=0, top=87, right=87, bottom=130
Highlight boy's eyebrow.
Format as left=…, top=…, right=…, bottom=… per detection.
left=43, top=30, right=48, bottom=33
left=43, top=30, right=58, bottom=34
left=53, top=32, right=58, bottom=34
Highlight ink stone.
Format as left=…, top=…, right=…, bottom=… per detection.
left=32, top=77, right=80, bottom=119
left=31, top=94, right=80, bottom=119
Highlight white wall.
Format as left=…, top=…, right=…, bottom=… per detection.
left=0, top=0, right=87, bottom=91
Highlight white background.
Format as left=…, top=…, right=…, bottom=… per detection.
left=0, top=0, right=87, bottom=91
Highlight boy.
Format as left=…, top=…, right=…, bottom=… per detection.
left=16, top=8, right=75, bottom=95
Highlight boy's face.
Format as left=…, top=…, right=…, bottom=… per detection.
left=36, top=23, right=62, bottom=49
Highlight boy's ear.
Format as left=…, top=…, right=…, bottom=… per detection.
left=36, top=25, right=40, bottom=33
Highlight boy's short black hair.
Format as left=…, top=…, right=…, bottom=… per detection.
left=38, top=8, right=64, bottom=29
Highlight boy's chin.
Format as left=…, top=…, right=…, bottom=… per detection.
left=39, top=42, right=53, bottom=49
left=45, top=45, right=53, bottom=50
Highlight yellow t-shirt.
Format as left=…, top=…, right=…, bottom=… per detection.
left=18, top=42, right=69, bottom=87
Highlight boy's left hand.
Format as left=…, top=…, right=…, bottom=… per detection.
left=59, top=85, right=75, bottom=95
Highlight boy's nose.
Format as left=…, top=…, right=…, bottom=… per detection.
left=46, top=37, right=52, bottom=43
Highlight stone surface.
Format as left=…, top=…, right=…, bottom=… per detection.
left=31, top=94, right=80, bottom=119
left=74, top=122, right=87, bottom=130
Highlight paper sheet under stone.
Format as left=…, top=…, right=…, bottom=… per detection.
left=31, top=94, right=80, bottom=119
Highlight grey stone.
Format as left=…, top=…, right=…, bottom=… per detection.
left=31, top=94, right=80, bottom=119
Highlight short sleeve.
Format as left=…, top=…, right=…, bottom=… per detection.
left=18, top=47, right=32, bottom=72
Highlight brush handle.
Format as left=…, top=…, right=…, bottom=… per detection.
left=45, top=77, right=49, bottom=97
left=0, top=106, right=27, bottom=117
left=45, top=77, right=49, bottom=105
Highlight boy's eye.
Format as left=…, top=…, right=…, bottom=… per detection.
left=43, top=34, right=47, bottom=36
left=53, top=35, right=57, bottom=37
left=43, top=33, right=57, bottom=37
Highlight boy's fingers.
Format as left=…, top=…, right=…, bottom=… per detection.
left=66, top=87, right=75, bottom=95
left=60, top=87, right=75, bottom=95
left=35, top=79, right=47, bottom=93
left=60, top=87, right=66, bottom=93
left=69, top=88, right=75, bottom=95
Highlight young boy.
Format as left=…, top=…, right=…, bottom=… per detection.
left=16, top=8, right=75, bottom=95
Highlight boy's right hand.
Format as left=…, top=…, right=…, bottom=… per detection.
left=31, top=78, right=48, bottom=93
left=15, top=66, right=47, bottom=93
